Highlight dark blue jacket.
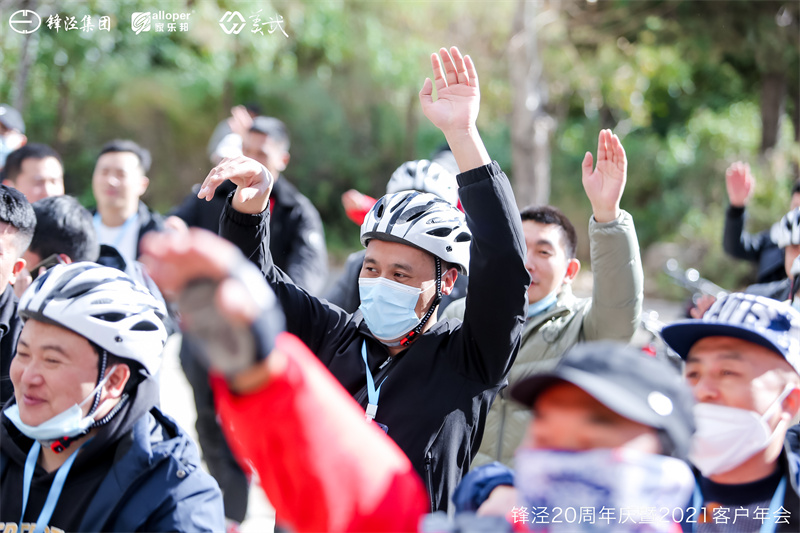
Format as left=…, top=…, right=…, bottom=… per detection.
left=1, top=405, right=224, bottom=532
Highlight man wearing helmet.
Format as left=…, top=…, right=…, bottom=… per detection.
left=195, top=46, right=530, bottom=512
left=746, top=207, right=800, bottom=303
left=326, top=158, right=469, bottom=313
left=0, top=263, right=224, bottom=532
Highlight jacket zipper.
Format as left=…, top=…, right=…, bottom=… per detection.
left=424, top=451, right=435, bottom=512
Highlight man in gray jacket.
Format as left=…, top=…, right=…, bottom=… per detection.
left=444, top=129, right=643, bottom=467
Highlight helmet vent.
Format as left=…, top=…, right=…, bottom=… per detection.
left=427, top=227, right=453, bottom=237
left=92, top=312, right=126, bottom=322
left=400, top=206, right=428, bottom=223
left=131, top=321, right=159, bottom=331
left=455, top=232, right=472, bottom=243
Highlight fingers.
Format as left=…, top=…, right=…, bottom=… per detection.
left=596, top=129, right=607, bottom=164
left=439, top=47, right=458, bottom=87
left=430, top=53, right=447, bottom=94
left=581, top=152, right=594, bottom=181
left=419, top=77, right=434, bottom=107
left=464, top=54, right=479, bottom=89
left=449, top=46, right=468, bottom=85
left=610, top=131, right=626, bottom=172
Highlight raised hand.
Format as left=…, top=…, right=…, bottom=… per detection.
left=198, top=155, right=274, bottom=214
left=419, top=47, right=490, bottom=172
left=581, top=129, right=627, bottom=224
left=420, top=47, right=480, bottom=133
left=725, top=161, right=754, bottom=208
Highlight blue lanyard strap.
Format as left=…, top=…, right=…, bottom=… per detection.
left=692, top=475, right=787, bottom=533
left=361, top=341, right=381, bottom=421
left=20, top=439, right=90, bottom=533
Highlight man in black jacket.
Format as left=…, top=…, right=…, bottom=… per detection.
left=0, top=185, right=35, bottom=405
left=196, top=46, right=529, bottom=513
left=723, top=161, right=800, bottom=284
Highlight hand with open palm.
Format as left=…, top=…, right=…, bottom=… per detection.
left=581, top=129, right=627, bottom=223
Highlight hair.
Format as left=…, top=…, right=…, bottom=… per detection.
left=519, top=205, right=578, bottom=259
left=1, top=143, right=63, bottom=184
left=792, top=180, right=800, bottom=196
left=249, top=116, right=291, bottom=150
left=0, top=184, right=36, bottom=253
left=98, top=139, right=152, bottom=173
left=29, top=195, right=100, bottom=262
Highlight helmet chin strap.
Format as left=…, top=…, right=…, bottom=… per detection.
left=395, top=257, right=442, bottom=348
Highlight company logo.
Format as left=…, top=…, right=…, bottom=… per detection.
left=131, top=12, right=151, bottom=34
left=219, top=11, right=245, bottom=34
left=9, top=9, right=42, bottom=34
left=131, top=11, right=191, bottom=34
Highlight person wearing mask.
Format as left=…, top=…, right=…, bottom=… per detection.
left=662, top=292, right=800, bottom=532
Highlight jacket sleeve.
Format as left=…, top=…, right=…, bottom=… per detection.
left=167, top=186, right=202, bottom=227
left=452, top=462, right=515, bottom=513
left=283, top=196, right=329, bottom=296
left=211, top=332, right=428, bottom=533
left=144, top=473, right=226, bottom=533
left=723, top=205, right=772, bottom=261
left=219, top=195, right=354, bottom=363
left=454, top=162, right=529, bottom=385
left=581, top=210, right=644, bottom=342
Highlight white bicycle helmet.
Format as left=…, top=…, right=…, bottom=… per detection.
left=18, top=262, right=168, bottom=376
left=360, top=190, right=471, bottom=275
left=385, top=159, right=459, bottom=207
left=771, top=207, right=800, bottom=248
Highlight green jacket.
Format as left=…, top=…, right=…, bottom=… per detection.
left=442, top=210, right=643, bottom=467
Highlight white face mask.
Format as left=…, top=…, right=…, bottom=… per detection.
left=689, top=384, right=796, bottom=478
left=4, top=366, right=117, bottom=442
left=515, top=448, right=695, bottom=532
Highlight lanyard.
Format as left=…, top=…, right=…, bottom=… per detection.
left=20, top=439, right=90, bottom=533
left=93, top=212, right=139, bottom=250
left=691, top=475, right=787, bottom=533
left=361, top=341, right=382, bottom=422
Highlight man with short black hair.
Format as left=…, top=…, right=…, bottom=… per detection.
left=12, top=195, right=100, bottom=298
left=0, top=185, right=36, bottom=404
left=1, top=143, right=64, bottom=203
left=92, top=139, right=164, bottom=266
left=662, top=292, right=800, bottom=531
left=444, top=130, right=644, bottom=467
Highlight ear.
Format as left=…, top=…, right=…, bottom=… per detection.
left=138, top=175, right=150, bottom=196
left=8, top=258, right=26, bottom=285
left=58, top=253, right=72, bottom=265
left=562, top=258, right=580, bottom=284
left=783, top=386, right=800, bottom=421
left=104, top=364, right=131, bottom=400
left=276, top=151, right=290, bottom=173
left=440, top=267, right=458, bottom=296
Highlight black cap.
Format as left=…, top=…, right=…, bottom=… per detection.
left=0, top=104, right=25, bottom=134
left=511, top=341, right=696, bottom=459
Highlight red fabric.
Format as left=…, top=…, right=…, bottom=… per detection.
left=344, top=195, right=377, bottom=226
left=211, top=332, right=428, bottom=533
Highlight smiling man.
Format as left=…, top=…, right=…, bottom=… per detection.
left=444, top=129, right=644, bottom=468
left=0, top=263, right=223, bottom=532
left=662, top=292, right=800, bottom=532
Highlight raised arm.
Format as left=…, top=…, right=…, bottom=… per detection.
left=420, top=47, right=491, bottom=173
left=422, top=48, right=528, bottom=384
left=580, top=130, right=643, bottom=341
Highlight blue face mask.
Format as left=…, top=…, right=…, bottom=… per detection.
left=358, top=277, right=424, bottom=342
left=0, top=135, right=16, bottom=168
left=4, top=367, right=116, bottom=442
left=527, top=289, right=559, bottom=318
